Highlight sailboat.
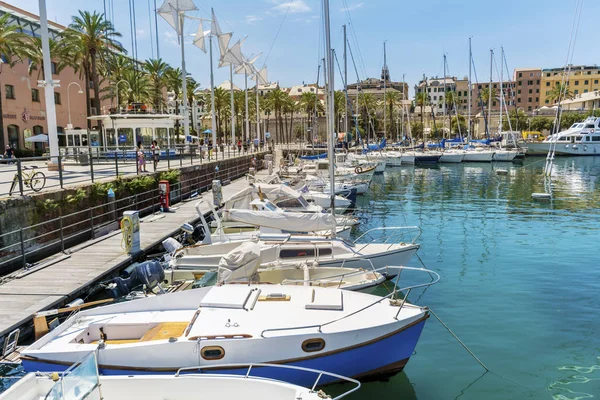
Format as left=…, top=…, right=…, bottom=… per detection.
left=492, top=47, right=519, bottom=162
left=439, top=55, right=466, bottom=163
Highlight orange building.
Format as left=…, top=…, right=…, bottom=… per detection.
left=0, top=1, right=110, bottom=151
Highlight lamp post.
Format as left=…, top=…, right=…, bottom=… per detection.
left=115, top=80, right=131, bottom=112
left=67, top=82, right=83, bottom=127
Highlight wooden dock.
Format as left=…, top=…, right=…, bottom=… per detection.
left=0, top=174, right=258, bottom=342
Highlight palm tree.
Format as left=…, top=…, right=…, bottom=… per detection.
left=0, top=13, right=32, bottom=147
left=266, top=89, right=288, bottom=143
left=385, top=91, right=400, bottom=136
left=26, top=37, right=72, bottom=78
left=122, top=68, right=151, bottom=104
left=282, top=95, right=297, bottom=144
left=479, top=87, right=498, bottom=109
left=444, top=91, right=456, bottom=114
left=259, top=95, right=272, bottom=137
left=233, top=90, right=246, bottom=140
left=63, top=10, right=124, bottom=126
left=414, top=92, right=429, bottom=140
left=358, top=93, right=377, bottom=141
left=333, top=90, right=346, bottom=133
left=144, top=58, right=169, bottom=112
left=547, top=83, right=574, bottom=104
left=213, top=87, right=230, bottom=142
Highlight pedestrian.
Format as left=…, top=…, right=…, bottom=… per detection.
left=208, top=140, right=213, bottom=158
left=137, top=141, right=147, bottom=173
left=151, top=140, right=160, bottom=171
left=237, top=139, right=242, bottom=154
left=3, top=145, right=14, bottom=163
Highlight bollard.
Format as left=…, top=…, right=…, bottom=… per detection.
left=89, top=147, right=94, bottom=183
left=108, top=188, right=116, bottom=220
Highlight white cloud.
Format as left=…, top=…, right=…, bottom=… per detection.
left=340, top=2, right=364, bottom=12
left=245, top=15, right=263, bottom=24
left=271, top=0, right=311, bottom=14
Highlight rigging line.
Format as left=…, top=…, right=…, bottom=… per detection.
left=132, top=0, right=140, bottom=95
left=147, top=0, right=154, bottom=59
left=342, top=0, right=367, bottom=78
left=263, top=2, right=292, bottom=67
left=492, top=52, right=514, bottom=132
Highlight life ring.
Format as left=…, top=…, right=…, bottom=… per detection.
left=355, top=166, right=363, bottom=174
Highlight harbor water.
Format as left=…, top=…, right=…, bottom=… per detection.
left=332, top=156, right=600, bottom=399
left=2, top=157, right=600, bottom=399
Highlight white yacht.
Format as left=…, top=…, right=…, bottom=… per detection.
left=526, top=117, right=600, bottom=156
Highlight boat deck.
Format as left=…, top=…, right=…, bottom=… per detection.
left=0, top=174, right=260, bottom=340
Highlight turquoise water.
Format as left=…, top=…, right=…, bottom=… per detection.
left=2, top=157, right=600, bottom=399
left=334, top=157, right=600, bottom=399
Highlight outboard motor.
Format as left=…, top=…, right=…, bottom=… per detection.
left=180, top=223, right=205, bottom=245
left=106, top=260, right=165, bottom=298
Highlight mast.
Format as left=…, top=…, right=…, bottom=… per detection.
left=401, top=72, right=405, bottom=142
left=154, top=0, right=160, bottom=58
left=255, top=81, right=260, bottom=145
left=488, top=49, right=493, bottom=138
left=343, top=25, right=349, bottom=135
left=180, top=10, right=190, bottom=140
left=209, top=33, right=217, bottom=150
left=314, top=63, right=321, bottom=147
left=322, top=56, right=327, bottom=144
left=443, top=54, right=447, bottom=139
left=383, top=41, right=387, bottom=137
left=323, top=0, right=336, bottom=218
left=245, top=70, right=249, bottom=143
left=467, top=38, right=472, bottom=142
left=499, top=46, right=504, bottom=136
left=230, top=64, right=235, bottom=147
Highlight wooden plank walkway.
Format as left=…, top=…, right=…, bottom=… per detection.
left=0, top=174, right=258, bottom=338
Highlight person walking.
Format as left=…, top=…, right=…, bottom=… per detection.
left=3, top=145, right=14, bottom=164
left=151, top=140, right=160, bottom=171
left=137, top=141, right=147, bottom=173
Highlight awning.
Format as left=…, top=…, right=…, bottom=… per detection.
left=25, top=134, right=49, bottom=143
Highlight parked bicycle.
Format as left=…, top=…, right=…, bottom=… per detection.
left=9, top=165, right=46, bottom=195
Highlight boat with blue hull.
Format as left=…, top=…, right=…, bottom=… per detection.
left=21, top=273, right=437, bottom=387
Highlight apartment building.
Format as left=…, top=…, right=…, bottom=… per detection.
left=540, top=65, right=600, bottom=105
left=514, top=68, right=542, bottom=111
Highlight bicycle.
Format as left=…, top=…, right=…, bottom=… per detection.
left=9, top=164, right=46, bottom=195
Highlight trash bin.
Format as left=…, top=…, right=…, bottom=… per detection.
left=78, top=152, right=89, bottom=165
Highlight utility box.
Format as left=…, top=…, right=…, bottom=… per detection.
left=158, top=180, right=170, bottom=211
left=212, top=180, right=222, bottom=207
left=123, top=210, right=140, bottom=255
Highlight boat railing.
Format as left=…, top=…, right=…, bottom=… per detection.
left=261, top=266, right=440, bottom=338
left=278, top=258, right=382, bottom=288
left=175, top=362, right=361, bottom=399
left=353, top=226, right=422, bottom=251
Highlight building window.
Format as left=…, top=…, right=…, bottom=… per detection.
left=574, top=90, right=579, bottom=94
left=51, top=62, right=57, bottom=75
left=7, top=124, right=18, bottom=148
left=536, top=80, right=540, bottom=84
left=535, top=97, right=538, bottom=102
left=536, top=89, right=539, bottom=93
left=546, top=82, right=550, bottom=87
left=528, top=97, right=532, bottom=102
left=584, top=89, right=589, bottom=93
left=528, top=89, right=532, bottom=94
left=5, top=84, right=15, bottom=99
left=575, top=81, right=579, bottom=86
left=518, top=72, right=523, bottom=78
left=518, top=81, right=522, bottom=86
left=584, top=80, right=589, bottom=85
left=32, top=89, right=40, bottom=102
left=545, top=99, right=549, bottom=104
left=595, top=80, right=599, bottom=85
left=528, top=106, right=532, bottom=111
left=517, top=90, right=521, bottom=94
left=54, top=92, right=61, bottom=104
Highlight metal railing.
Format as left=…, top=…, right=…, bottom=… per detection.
left=175, top=363, right=361, bottom=398
left=0, top=144, right=270, bottom=198
left=0, top=158, right=263, bottom=274
left=260, top=266, right=439, bottom=338
left=353, top=226, right=423, bottom=252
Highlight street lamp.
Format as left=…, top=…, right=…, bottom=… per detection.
left=115, top=80, right=132, bottom=112
left=67, top=82, right=83, bottom=127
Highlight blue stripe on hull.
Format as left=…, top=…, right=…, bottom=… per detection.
left=22, top=319, right=426, bottom=387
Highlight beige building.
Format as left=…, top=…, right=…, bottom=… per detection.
left=540, top=65, right=600, bottom=105
left=514, top=68, right=542, bottom=111
left=347, top=77, right=408, bottom=101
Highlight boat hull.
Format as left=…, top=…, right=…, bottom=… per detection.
left=414, top=155, right=440, bottom=165
left=527, top=142, right=600, bottom=156
left=22, top=315, right=428, bottom=386
left=492, top=151, right=517, bottom=162
left=439, top=152, right=464, bottom=163
left=463, top=151, right=494, bottom=162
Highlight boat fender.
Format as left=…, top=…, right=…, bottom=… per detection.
left=355, top=166, right=363, bottom=174
left=584, top=145, right=588, bottom=151
left=317, top=390, right=331, bottom=399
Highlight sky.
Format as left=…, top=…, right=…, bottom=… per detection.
left=14, top=0, right=600, bottom=97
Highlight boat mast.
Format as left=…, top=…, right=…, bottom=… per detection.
left=323, top=0, right=336, bottom=218
left=499, top=47, right=503, bottom=137
left=343, top=25, right=349, bottom=136
left=180, top=9, right=190, bottom=141
left=209, top=31, right=217, bottom=150
left=468, top=37, right=472, bottom=142
left=383, top=41, right=387, bottom=138
left=230, top=64, right=235, bottom=147
left=443, top=54, right=447, bottom=140
left=488, top=49, right=493, bottom=138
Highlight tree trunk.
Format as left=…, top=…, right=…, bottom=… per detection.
left=90, top=51, right=102, bottom=132
left=84, top=67, right=92, bottom=129
left=289, top=113, right=295, bottom=143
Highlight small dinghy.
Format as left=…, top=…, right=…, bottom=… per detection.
left=21, top=272, right=437, bottom=386
left=5, top=352, right=359, bottom=400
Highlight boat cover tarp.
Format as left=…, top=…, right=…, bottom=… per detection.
left=224, top=209, right=336, bottom=232
left=365, top=137, right=387, bottom=152
left=224, top=184, right=307, bottom=211
left=217, top=242, right=261, bottom=283
left=470, top=139, right=491, bottom=145
left=299, top=153, right=327, bottom=160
